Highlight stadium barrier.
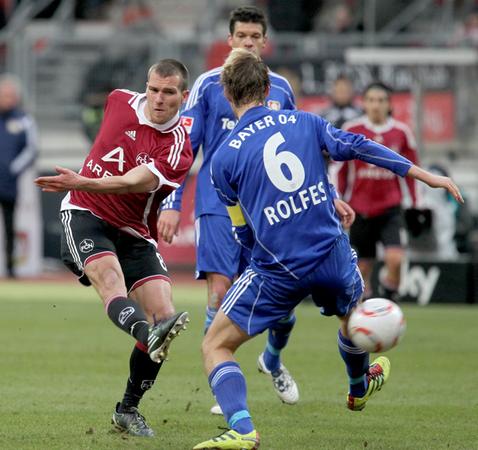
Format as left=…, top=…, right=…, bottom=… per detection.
left=371, top=259, right=477, bottom=305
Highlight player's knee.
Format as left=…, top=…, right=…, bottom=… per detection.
left=86, top=259, right=123, bottom=291
left=208, top=283, right=230, bottom=309
left=385, top=249, right=404, bottom=270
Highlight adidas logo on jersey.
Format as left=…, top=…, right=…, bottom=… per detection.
left=125, top=130, right=136, bottom=140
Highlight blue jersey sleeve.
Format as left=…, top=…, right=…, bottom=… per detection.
left=316, top=117, right=413, bottom=177
left=283, top=88, right=296, bottom=110
left=210, top=148, right=238, bottom=207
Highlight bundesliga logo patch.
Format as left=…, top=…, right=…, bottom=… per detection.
left=267, top=100, right=281, bottom=110
left=181, top=116, right=194, bottom=134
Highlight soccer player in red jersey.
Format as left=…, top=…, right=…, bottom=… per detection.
left=35, top=59, right=193, bottom=437
left=331, top=82, right=419, bottom=301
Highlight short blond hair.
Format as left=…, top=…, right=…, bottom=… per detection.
left=221, top=48, right=269, bottom=107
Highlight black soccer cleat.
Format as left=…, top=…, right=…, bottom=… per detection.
left=111, top=402, right=154, bottom=437
left=147, top=311, right=189, bottom=363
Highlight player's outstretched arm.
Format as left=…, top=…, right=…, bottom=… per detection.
left=407, top=165, right=464, bottom=204
left=35, top=165, right=159, bottom=194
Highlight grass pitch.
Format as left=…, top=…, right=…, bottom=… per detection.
left=1, top=278, right=477, bottom=450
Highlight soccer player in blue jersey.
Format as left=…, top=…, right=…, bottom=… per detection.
left=192, top=49, right=464, bottom=449
left=158, top=6, right=301, bottom=414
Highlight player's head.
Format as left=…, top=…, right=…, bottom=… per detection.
left=0, top=74, right=22, bottom=112
left=228, top=6, right=267, bottom=56
left=221, top=48, right=270, bottom=109
left=330, top=75, right=355, bottom=107
left=145, top=59, right=189, bottom=125
left=363, top=81, right=392, bottom=124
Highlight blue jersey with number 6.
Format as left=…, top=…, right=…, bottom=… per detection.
left=210, top=106, right=413, bottom=280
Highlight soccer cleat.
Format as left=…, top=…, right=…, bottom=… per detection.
left=111, top=402, right=154, bottom=437
left=148, top=311, right=189, bottom=363
left=210, top=402, right=223, bottom=415
left=347, top=356, right=391, bottom=411
left=193, top=429, right=260, bottom=449
left=257, top=353, right=299, bottom=405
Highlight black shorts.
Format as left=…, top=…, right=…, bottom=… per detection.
left=349, top=206, right=404, bottom=259
left=60, top=209, right=169, bottom=292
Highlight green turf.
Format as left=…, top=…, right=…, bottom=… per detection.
left=1, top=280, right=477, bottom=449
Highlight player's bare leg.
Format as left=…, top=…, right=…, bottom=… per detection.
left=381, top=246, right=404, bottom=301
left=357, top=258, right=374, bottom=298
left=205, top=272, right=231, bottom=332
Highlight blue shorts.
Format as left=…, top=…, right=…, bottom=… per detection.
left=195, top=214, right=251, bottom=280
left=221, top=234, right=364, bottom=336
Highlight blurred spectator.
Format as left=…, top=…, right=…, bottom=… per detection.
left=316, top=2, right=355, bottom=33
left=321, top=75, right=361, bottom=129
left=74, top=0, right=114, bottom=20
left=452, top=8, right=478, bottom=47
left=79, top=44, right=150, bottom=142
left=408, top=163, right=475, bottom=259
left=0, top=0, right=14, bottom=29
left=266, top=0, right=322, bottom=32
left=0, top=74, right=37, bottom=278
left=407, top=164, right=458, bottom=260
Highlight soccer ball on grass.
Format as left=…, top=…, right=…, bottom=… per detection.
left=347, top=298, right=406, bottom=353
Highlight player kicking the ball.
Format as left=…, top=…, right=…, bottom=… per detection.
left=36, top=59, right=193, bottom=437
left=193, top=49, right=464, bottom=449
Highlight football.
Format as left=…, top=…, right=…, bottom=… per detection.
left=347, top=298, right=406, bottom=353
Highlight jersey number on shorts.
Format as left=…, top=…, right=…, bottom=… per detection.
left=263, top=132, right=305, bottom=193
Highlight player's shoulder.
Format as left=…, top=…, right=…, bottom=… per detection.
left=108, top=89, right=141, bottom=104
left=191, top=67, right=223, bottom=90
left=390, top=117, right=414, bottom=135
left=186, top=67, right=223, bottom=108
left=268, top=70, right=295, bottom=96
left=268, top=70, right=292, bottom=87
left=390, top=118, right=417, bottom=147
left=342, top=115, right=368, bottom=131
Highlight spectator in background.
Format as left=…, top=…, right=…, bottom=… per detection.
left=316, top=2, right=355, bottom=34
left=266, top=0, right=322, bottom=32
left=0, top=74, right=37, bottom=278
left=321, top=75, right=361, bottom=129
left=452, top=8, right=478, bottom=47
left=407, top=164, right=458, bottom=260
left=331, top=82, right=419, bottom=302
left=79, top=44, right=150, bottom=142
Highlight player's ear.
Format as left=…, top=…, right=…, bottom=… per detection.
left=264, top=85, right=270, bottom=98
left=181, top=89, right=190, bottom=104
left=227, top=34, right=233, bottom=48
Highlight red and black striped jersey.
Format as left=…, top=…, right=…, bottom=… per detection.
left=331, top=116, right=418, bottom=217
left=62, top=89, right=192, bottom=243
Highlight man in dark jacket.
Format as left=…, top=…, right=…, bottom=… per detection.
left=0, top=75, right=37, bottom=277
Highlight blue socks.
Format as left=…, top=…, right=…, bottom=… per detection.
left=204, top=306, right=218, bottom=334
left=209, top=361, right=254, bottom=434
left=263, top=314, right=296, bottom=372
left=338, top=329, right=369, bottom=397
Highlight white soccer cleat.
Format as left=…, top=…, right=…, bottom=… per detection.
left=209, top=402, right=223, bottom=415
left=257, top=353, right=299, bottom=405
